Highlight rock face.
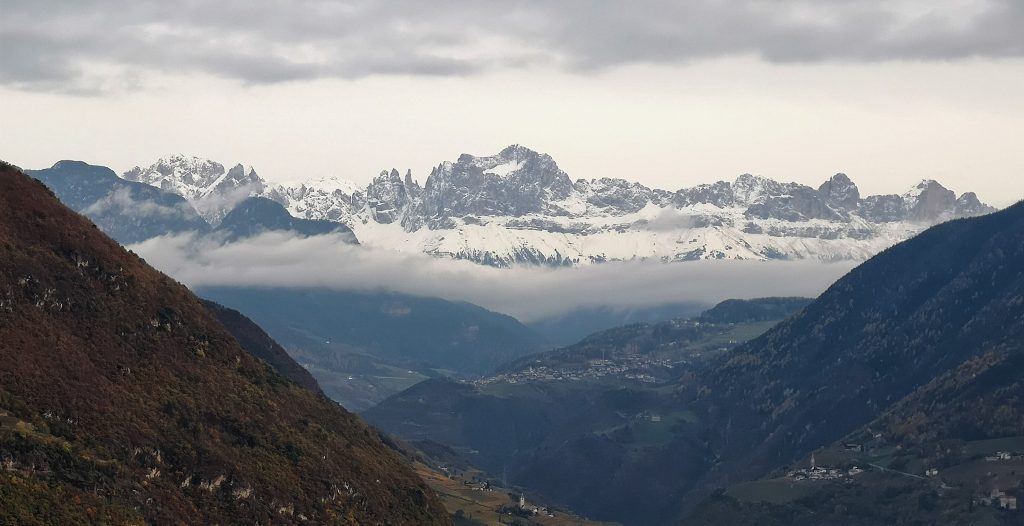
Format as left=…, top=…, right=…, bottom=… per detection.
left=198, top=286, right=549, bottom=411
left=416, top=144, right=575, bottom=219
left=904, top=179, right=957, bottom=222
left=0, top=161, right=450, bottom=525
left=120, top=146, right=998, bottom=267
left=365, top=168, right=418, bottom=225
left=817, top=173, right=860, bottom=211
left=123, top=154, right=266, bottom=224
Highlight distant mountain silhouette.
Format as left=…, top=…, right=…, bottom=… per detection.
left=27, top=160, right=210, bottom=243
left=215, top=196, right=357, bottom=242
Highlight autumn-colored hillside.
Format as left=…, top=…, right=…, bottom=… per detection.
left=0, top=161, right=450, bottom=525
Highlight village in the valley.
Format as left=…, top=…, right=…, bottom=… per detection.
left=475, top=356, right=677, bottom=387
left=756, top=434, right=1024, bottom=514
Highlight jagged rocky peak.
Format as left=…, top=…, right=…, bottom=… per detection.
left=731, top=173, right=785, bottom=206
left=818, top=173, right=861, bottom=210
left=122, top=155, right=268, bottom=224
left=858, top=194, right=907, bottom=223
left=222, top=163, right=266, bottom=194
left=123, top=154, right=228, bottom=195
left=576, top=177, right=664, bottom=214
left=366, top=167, right=419, bottom=224
left=744, top=182, right=844, bottom=222
left=108, top=149, right=1000, bottom=267
left=461, top=144, right=549, bottom=177
left=674, top=181, right=736, bottom=208
left=416, top=144, right=575, bottom=218
left=955, top=191, right=996, bottom=217
left=904, top=179, right=957, bottom=222
left=263, top=176, right=366, bottom=226
left=465, top=144, right=571, bottom=190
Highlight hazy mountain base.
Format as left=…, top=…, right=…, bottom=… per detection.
left=366, top=298, right=809, bottom=525
left=198, top=286, right=549, bottom=411
left=526, top=302, right=707, bottom=347
left=30, top=160, right=360, bottom=245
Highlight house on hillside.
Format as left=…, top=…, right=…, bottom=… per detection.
left=975, top=488, right=1019, bottom=510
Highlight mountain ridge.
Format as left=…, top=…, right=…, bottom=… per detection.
left=0, top=160, right=450, bottom=524
left=365, top=202, right=1024, bottom=525
left=26, top=160, right=212, bottom=244
left=120, top=146, right=997, bottom=267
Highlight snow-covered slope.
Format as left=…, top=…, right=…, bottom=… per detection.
left=123, top=154, right=265, bottom=224
left=123, top=145, right=997, bottom=267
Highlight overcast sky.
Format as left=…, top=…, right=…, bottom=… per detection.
left=2, top=0, right=1023, bottom=204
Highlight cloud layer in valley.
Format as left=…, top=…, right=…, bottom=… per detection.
left=130, top=231, right=854, bottom=322
left=4, top=0, right=1023, bottom=92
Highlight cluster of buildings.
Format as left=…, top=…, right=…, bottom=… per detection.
left=975, top=488, right=1018, bottom=510
left=517, top=494, right=556, bottom=518
left=983, top=451, right=1022, bottom=462
left=786, top=454, right=864, bottom=482
left=476, top=356, right=677, bottom=386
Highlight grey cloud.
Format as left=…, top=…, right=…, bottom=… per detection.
left=128, top=231, right=853, bottom=322
left=2, top=0, right=1023, bottom=93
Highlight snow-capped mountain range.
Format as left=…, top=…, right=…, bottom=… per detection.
left=121, top=146, right=996, bottom=267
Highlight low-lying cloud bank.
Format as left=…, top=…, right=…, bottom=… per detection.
left=130, top=232, right=855, bottom=322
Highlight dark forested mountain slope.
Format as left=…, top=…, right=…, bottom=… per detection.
left=697, top=201, right=1024, bottom=490
left=202, top=300, right=322, bottom=394
left=365, top=298, right=807, bottom=525
left=198, top=286, right=548, bottom=410
left=676, top=202, right=1024, bottom=524
left=0, top=162, right=449, bottom=525
left=684, top=344, right=1024, bottom=525
left=26, top=160, right=210, bottom=244
left=195, top=287, right=547, bottom=377
left=215, top=196, right=358, bottom=242
left=370, top=202, right=1024, bottom=525
left=526, top=301, right=707, bottom=347
left=698, top=297, right=813, bottom=324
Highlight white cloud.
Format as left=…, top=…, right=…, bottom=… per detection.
left=83, top=186, right=195, bottom=218
left=129, top=231, right=853, bottom=321
left=192, top=182, right=265, bottom=225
